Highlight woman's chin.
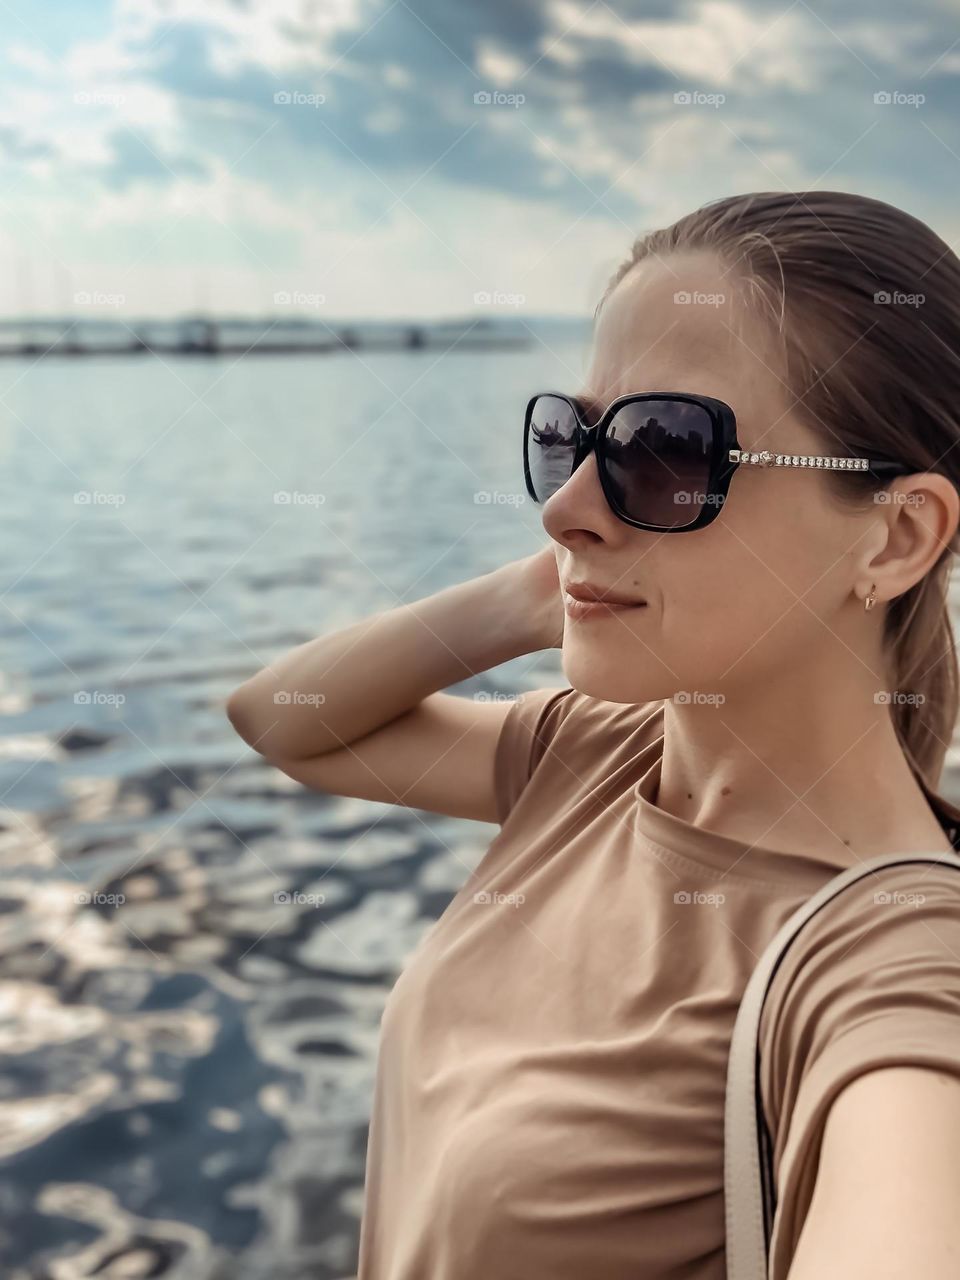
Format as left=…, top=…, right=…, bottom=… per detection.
left=559, top=646, right=668, bottom=705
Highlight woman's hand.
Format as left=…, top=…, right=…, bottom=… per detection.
left=507, top=544, right=565, bottom=651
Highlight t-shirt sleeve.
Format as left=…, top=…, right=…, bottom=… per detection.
left=492, top=685, right=578, bottom=825
left=758, top=861, right=960, bottom=1280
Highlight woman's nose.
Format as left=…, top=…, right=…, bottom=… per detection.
left=541, top=450, right=623, bottom=547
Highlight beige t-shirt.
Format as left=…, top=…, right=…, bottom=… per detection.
left=356, top=687, right=960, bottom=1280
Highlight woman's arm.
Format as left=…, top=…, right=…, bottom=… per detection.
left=225, top=547, right=564, bottom=823
left=785, top=1065, right=960, bottom=1280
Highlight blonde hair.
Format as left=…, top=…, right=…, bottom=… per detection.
left=600, top=190, right=960, bottom=799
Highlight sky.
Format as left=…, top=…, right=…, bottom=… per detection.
left=1, top=0, right=959, bottom=320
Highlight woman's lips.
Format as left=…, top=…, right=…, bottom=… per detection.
left=562, top=593, right=648, bottom=620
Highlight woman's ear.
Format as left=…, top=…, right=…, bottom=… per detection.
left=862, top=473, right=959, bottom=599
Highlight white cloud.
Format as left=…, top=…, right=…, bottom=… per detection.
left=116, top=0, right=366, bottom=74
left=546, top=0, right=824, bottom=90
left=0, top=145, right=635, bottom=321
left=383, top=64, right=413, bottom=90
left=6, top=43, right=57, bottom=75
left=364, top=105, right=405, bottom=134
left=476, top=42, right=528, bottom=86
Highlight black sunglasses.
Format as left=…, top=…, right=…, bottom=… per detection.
left=523, top=390, right=912, bottom=533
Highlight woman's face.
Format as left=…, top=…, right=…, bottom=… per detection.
left=542, top=251, right=875, bottom=705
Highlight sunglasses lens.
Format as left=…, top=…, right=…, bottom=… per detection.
left=604, top=398, right=715, bottom=528
left=525, top=395, right=580, bottom=502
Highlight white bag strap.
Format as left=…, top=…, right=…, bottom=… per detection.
left=724, top=850, right=960, bottom=1280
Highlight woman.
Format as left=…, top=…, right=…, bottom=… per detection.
left=227, top=190, right=960, bottom=1279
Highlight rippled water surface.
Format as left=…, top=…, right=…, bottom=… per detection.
left=0, top=343, right=581, bottom=1279
left=6, top=341, right=960, bottom=1278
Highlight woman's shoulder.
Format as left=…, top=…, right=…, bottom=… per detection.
left=759, top=857, right=960, bottom=1069
left=758, top=855, right=960, bottom=1149
left=757, top=855, right=960, bottom=1274
left=493, top=686, right=664, bottom=824
left=505, top=683, right=665, bottom=731
left=499, top=684, right=664, bottom=766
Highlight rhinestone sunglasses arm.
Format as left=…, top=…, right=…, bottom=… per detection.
left=728, top=448, right=907, bottom=476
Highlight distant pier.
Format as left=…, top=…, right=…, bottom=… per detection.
left=0, top=316, right=533, bottom=358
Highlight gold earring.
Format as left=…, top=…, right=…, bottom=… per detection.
left=864, top=583, right=877, bottom=612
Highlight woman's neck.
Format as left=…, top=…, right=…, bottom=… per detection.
left=654, top=686, right=954, bottom=862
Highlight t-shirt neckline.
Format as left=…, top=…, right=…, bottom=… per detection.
left=632, top=734, right=882, bottom=890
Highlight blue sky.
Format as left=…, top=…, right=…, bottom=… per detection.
left=1, top=0, right=959, bottom=319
